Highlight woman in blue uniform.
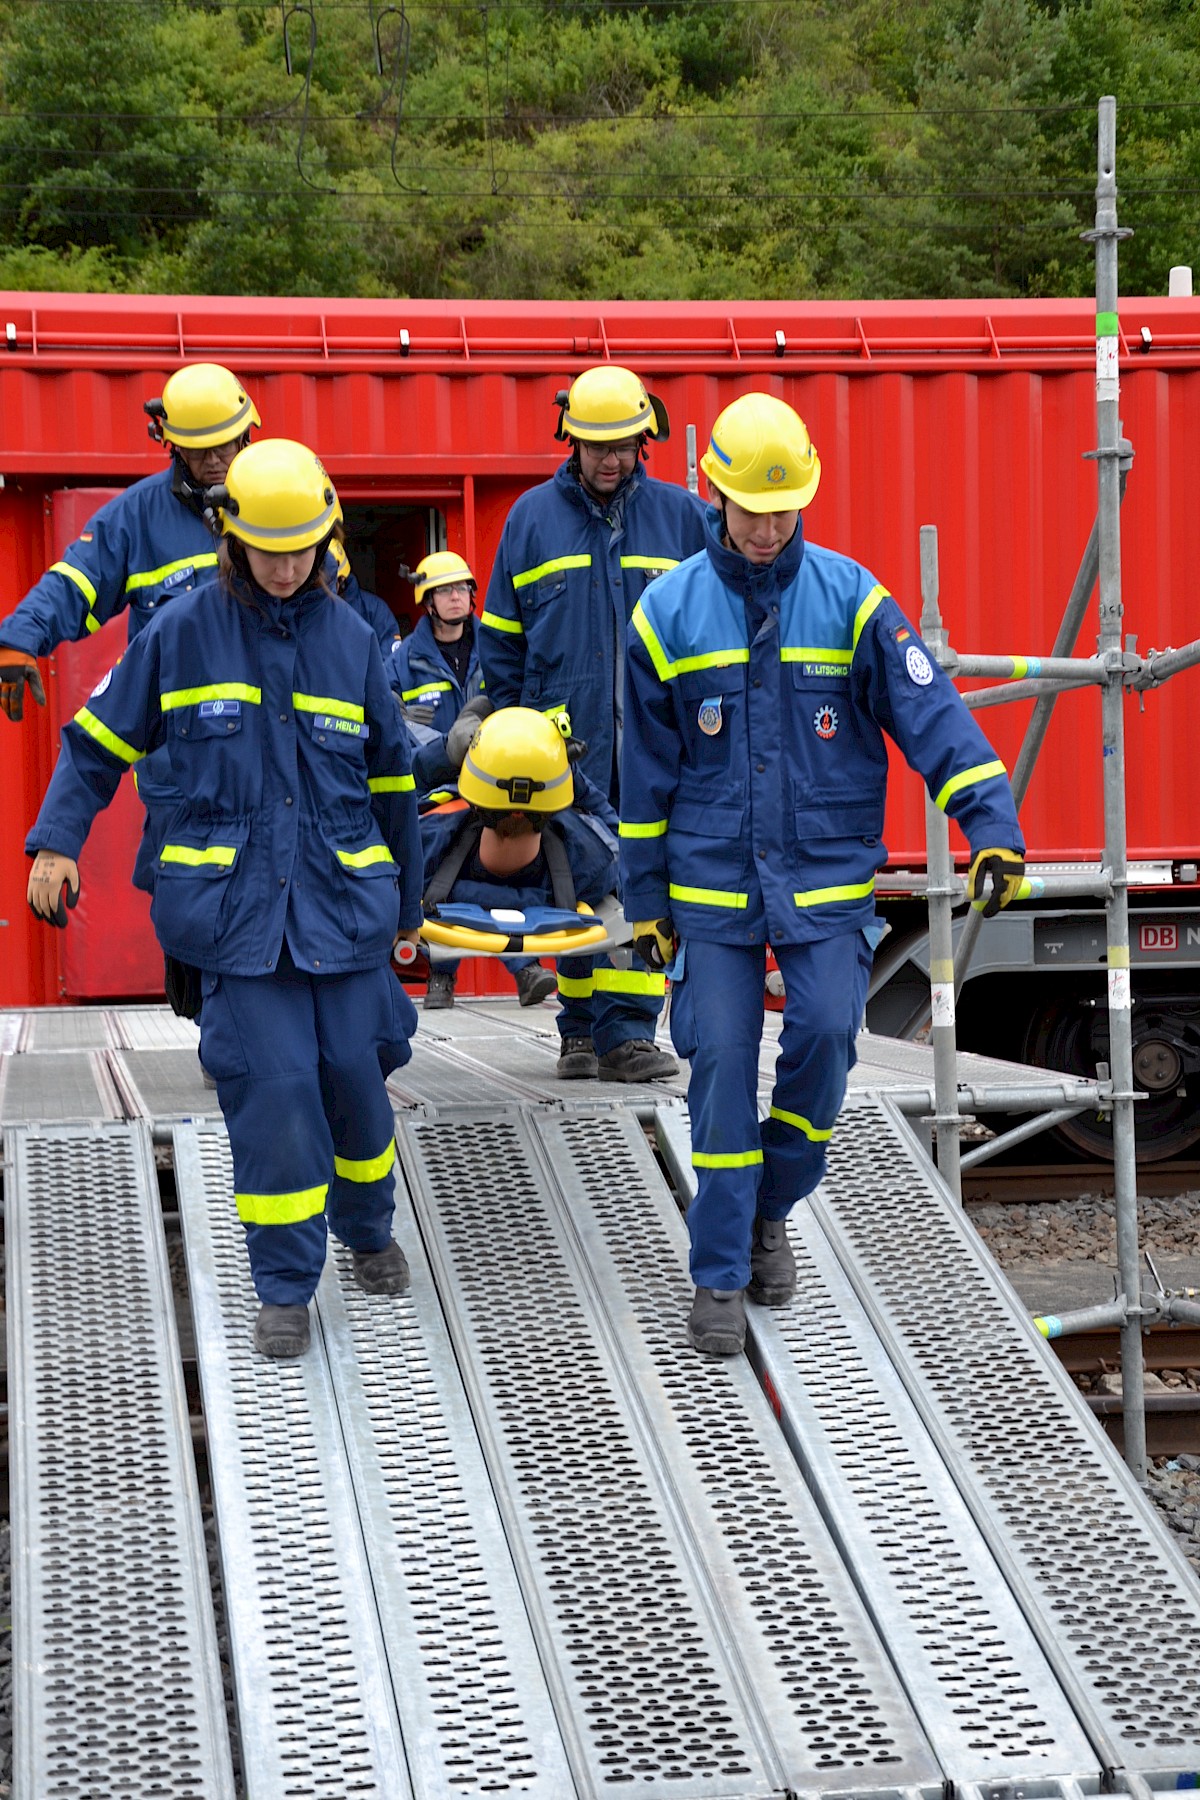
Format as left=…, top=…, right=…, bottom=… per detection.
left=26, top=439, right=422, bottom=1360
left=619, top=393, right=1026, bottom=1356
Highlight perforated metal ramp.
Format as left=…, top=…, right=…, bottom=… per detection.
left=658, top=1096, right=1200, bottom=1790
left=9, top=1004, right=1200, bottom=1800
left=5, top=1120, right=232, bottom=1800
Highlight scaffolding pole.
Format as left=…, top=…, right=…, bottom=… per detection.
left=919, top=526, right=962, bottom=1201
left=1087, top=95, right=1147, bottom=1480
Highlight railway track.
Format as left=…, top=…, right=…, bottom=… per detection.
left=962, top=1158, right=1200, bottom=1202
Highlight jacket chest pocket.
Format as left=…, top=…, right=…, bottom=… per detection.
left=677, top=667, right=745, bottom=768
left=306, top=711, right=368, bottom=757
left=174, top=704, right=244, bottom=743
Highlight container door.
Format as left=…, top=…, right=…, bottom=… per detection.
left=47, top=488, right=162, bottom=1002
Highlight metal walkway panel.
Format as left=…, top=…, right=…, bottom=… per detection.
left=172, top=1124, right=410, bottom=1800
left=316, top=1218, right=574, bottom=1796
left=0, top=1048, right=124, bottom=1123
left=655, top=1104, right=1097, bottom=1787
left=112, top=1047, right=222, bottom=1122
left=18, top=1006, right=116, bottom=1051
left=815, top=1093, right=1200, bottom=1782
left=399, top=1104, right=942, bottom=1799
left=112, top=1007, right=202, bottom=1052
left=5, top=1120, right=233, bottom=1800
left=0, top=1011, right=26, bottom=1053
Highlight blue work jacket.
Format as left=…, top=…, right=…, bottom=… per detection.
left=479, top=460, right=706, bottom=802
left=421, top=772, right=619, bottom=910
left=27, top=572, right=422, bottom=976
left=0, top=462, right=220, bottom=657
left=619, top=506, right=1024, bottom=946
left=388, top=612, right=484, bottom=733
left=338, top=567, right=401, bottom=657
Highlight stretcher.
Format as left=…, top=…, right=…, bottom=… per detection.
left=401, top=895, right=633, bottom=964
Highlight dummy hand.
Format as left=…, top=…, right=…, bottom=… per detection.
left=0, top=648, right=46, bottom=721
left=633, top=917, right=677, bottom=972
left=27, top=851, right=80, bottom=927
left=967, top=848, right=1025, bottom=919
left=445, top=695, right=494, bottom=770
left=404, top=702, right=437, bottom=728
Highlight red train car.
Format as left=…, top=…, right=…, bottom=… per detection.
left=3, top=293, right=1199, bottom=1149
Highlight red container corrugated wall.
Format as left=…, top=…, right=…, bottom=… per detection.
left=2, top=294, right=1199, bottom=1005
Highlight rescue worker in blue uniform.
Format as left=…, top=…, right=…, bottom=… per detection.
left=0, top=363, right=261, bottom=719
left=420, top=708, right=668, bottom=1074
left=25, top=439, right=422, bottom=1362
left=394, top=553, right=556, bottom=1011
left=479, top=364, right=699, bottom=1080
left=619, top=393, right=1026, bottom=1356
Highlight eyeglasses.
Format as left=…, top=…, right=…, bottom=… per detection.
left=581, top=439, right=642, bottom=461
left=432, top=583, right=473, bottom=598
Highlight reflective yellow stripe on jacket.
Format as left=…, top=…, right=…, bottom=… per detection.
left=52, top=561, right=101, bottom=633
left=125, top=553, right=219, bottom=593
left=73, top=706, right=144, bottom=764
left=794, top=878, right=876, bottom=910
left=670, top=882, right=748, bottom=910
left=160, top=683, right=261, bottom=712
left=935, top=759, right=1007, bottom=813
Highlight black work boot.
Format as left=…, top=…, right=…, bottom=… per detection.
left=597, top=1040, right=678, bottom=1083
left=747, top=1216, right=797, bottom=1307
left=254, top=1303, right=311, bottom=1359
left=557, top=1036, right=599, bottom=1079
left=352, top=1239, right=411, bottom=1296
left=687, top=1287, right=746, bottom=1356
left=424, top=967, right=456, bottom=1010
left=515, top=962, right=558, bottom=1007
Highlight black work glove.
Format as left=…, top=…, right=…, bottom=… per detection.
left=633, top=917, right=677, bottom=972
left=0, top=647, right=46, bottom=721
left=164, top=955, right=203, bottom=1020
left=967, top=848, right=1025, bottom=919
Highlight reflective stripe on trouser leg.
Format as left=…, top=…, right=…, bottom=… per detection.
left=199, top=962, right=334, bottom=1308
left=315, top=963, right=410, bottom=1254
left=756, top=931, right=874, bottom=1218
left=668, top=939, right=767, bottom=1292
left=555, top=951, right=596, bottom=1042
left=555, top=949, right=666, bottom=1052
left=589, top=948, right=666, bottom=1056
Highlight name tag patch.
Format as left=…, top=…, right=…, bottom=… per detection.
left=697, top=696, right=723, bottom=736
left=317, top=715, right=366, bottom=737
left=801, top=661, right=850, bottom=680
left=199, top=699, right=240, bottom=718
left=161, top=564, right=195, bottom=590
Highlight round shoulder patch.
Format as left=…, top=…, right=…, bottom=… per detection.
left=904, top=644, right=933, bottom=687
left=89, top=668, right=114, bottom=699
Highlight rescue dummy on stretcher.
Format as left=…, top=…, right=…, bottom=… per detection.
left=398, top=705, right=630, bottom=971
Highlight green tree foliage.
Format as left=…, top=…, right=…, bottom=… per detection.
left=0, top=0, right=1195, bottom=299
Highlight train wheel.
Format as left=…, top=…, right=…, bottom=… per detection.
left=1022, top=992, right=1200, bottom=1161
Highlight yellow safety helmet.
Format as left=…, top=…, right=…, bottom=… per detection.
left=458, top=708, right=574, bottom=814
left=700, top=392, right=821, bottom=513
left=554, top=364, right=670, bottom=443
left=145, top=363, right=260, bottom=450
left=212, top=439, right=338, bottom=554
left=330, top=537, right=352, bottom=583
left=412, top=550, right=477, bottom=604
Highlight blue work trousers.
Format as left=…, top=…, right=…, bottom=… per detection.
left=555, top=949, right=665, bottom=1054
left=670, top=933, right=872, bottom=1291
left=198, top=954, right=417, bottom=1306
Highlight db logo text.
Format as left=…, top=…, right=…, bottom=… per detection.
left=1140, top=924, right=1178, bottom=952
